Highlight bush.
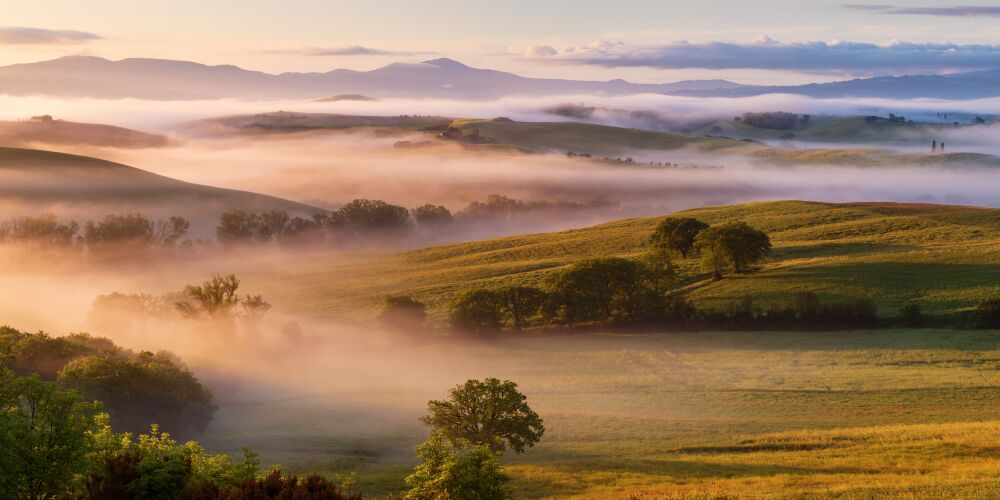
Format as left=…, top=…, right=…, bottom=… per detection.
left=741, top=112, right=801, bottom=130
left=899, top=303, right=925, bottom=328
left=59, top=351, right=216, bottom=437
left=450, top=289, right=504, bottom=334
left=379, top=295, right=428, bottom=333
left=976, top=298, right=1000, bottom=329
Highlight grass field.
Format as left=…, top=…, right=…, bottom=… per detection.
left=252, top=200, right=1000, bottom=325
left=199, top=329, right=1000, bottom=498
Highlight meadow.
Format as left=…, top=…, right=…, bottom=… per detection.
left=199, top=329, right=1000, bottom=498
left=252, top=200, right=1000, bottom=325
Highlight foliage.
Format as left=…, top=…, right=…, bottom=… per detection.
left=496, top=286, right=546, bottom=330
left=694, top=221, right=771, bottom=277
left=84, top=212, right=156, bottom=247
left=1, top=328, right=119, bottom=380
left=545, top=257, right=667, bottom=326
left=421, top=378, right=543, bottom=454
left=185, top=467, right=361, bottom=500
left=379, top=295, right=428, bottom=333
left=334, top=199, right=411, bottom=235
left=450, top=289, right=504, bottom=334
left=650, top=217, right=709, bottom=258
left=0, top=213, right=79, bottom=247
left=59, top=351, right=216, bottom=437
left=741, top=111, right=802, bottom=130
left=404, top=431, right=509, bottom=500
left=412, top=204, right=455, bottom=230
left=0, top=370, right=102, bottom=498
left=175, top=274, right=242, bottom=320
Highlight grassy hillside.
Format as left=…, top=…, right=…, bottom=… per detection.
left=0, top=147, right=322, bottom=231
left=0, top=118, right=171, bottom=149
left=202, top=329, right=1000, bottom=498
left=257, top=200, right=1000, bottom=322
left=450, top=119, right=748, bottom=155
left=692, top=114, right=989, bottom=145
left=190, top=112, right=452, bottom=135
left=747, top=147, right=1000, bottom=168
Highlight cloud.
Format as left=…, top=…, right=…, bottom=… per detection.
left=0, top=26, right=101, bottom=45
left=845, top=4, right=1000, bottom=17
left=522, top=38, right=1000, bottom=73
left=270, top=45, right=435, bottom=57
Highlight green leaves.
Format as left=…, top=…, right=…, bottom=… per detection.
left=420, top=378, right=544, bottom=454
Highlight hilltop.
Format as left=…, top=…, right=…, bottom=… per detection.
left=0, top=147, right=322, bottom=233
left=254, top=200, right=1000, bottom=322
left=0, top=117, right=171, bottom=149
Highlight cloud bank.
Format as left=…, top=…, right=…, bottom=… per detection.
left=0, top=26, right=102, bottom=45
left=845, top=4, right=1000, bottom=17
left=272, top=45, right=435, bottom=56
left=523, top=37, right=1000, bottom=73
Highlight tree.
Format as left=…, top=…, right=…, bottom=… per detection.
left=84, top=213, right=155, bottom=248
left=404, top=431, right=509, bottom=500
left=450, top=289, right=504, bottom=333
left=176, top=274, right=241, bottom=320
left=694, top=221, right=771, bottom=277
left=413, top=204, right=455, bottom=230
left=153, top=216, right=190, bottom=246
left=546, top=257, right=667, bottom=326
left=497, top=286, right=546, bottom=330
left=0, top=371, right=102, bottom=498
left=217, top=210, right=262, bottom=245
left=335, top=199, right=411, bottom=235
left=379, top=295, right=428, bottom=333
left=420, top=378, right=544, bottom=454
left=240, top=294, right=272, bottom=329
left=0, top=213, right=79, bottom=247
left=650, top=217, right=709, bottom=258
left=59, top=351, right=216, bottom=437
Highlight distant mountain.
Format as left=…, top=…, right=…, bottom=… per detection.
left=677, top=69, right=1000, bottom=100
left=3, top=55, right=997, bottom=100
left=0, top=147, right=322, bottom=234
left=0, top=56, right=745, bottom=100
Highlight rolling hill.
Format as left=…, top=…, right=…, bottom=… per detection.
left=254, top=200, right=1000, bottom=323
left=0, top=147, right=322, bottom=233
left=0, top=118, right=171, bottom=149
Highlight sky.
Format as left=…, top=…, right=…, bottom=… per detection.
left=2, top=0, right=1000, bottom=85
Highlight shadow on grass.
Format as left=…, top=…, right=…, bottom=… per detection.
left=509, top=448, right=877, bottom=497
left=774, top=242, right=919, bottom=260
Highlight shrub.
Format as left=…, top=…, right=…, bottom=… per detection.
left=59, top=351, right=216, bottom=437
left=379, top=295, right=429, bottom=333
left=450, top=289, right=504, bottom=334
left=899, top=303, right=925, bottom=328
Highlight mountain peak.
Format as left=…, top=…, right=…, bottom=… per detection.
left=421, top=58, right=471, bottom=70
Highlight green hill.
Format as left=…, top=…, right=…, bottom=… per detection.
left=692, top=114, right=988, bottom=145
left=257, top=200, right=1000, bottom=323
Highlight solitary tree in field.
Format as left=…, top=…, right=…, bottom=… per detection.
left=694, top=221, right=771, bottom=278
left=650, top=217, right=709, bottom=258
left=421, top=378, right=544, bottom=454
left=176, top=274, right=241, bottom=320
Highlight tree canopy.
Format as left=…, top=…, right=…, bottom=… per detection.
left=694, top=221, right=771, bottom=277
left=420, top=378, right=544, bottom=454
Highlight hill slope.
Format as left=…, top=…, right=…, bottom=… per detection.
left=256, top=200, right=1000, bottom=321
left=0, top=118, right=171, bottom=148
left=0, top=147, right=322, bottom=232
